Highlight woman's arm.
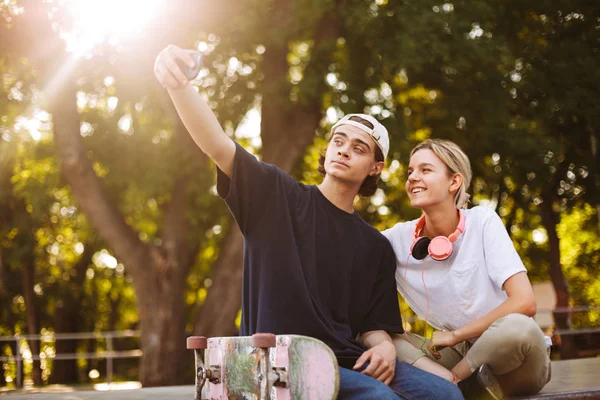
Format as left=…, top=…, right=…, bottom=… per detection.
left=454, top=271, right=536, bottom=339
left=429, top=271, right=536, bottom=356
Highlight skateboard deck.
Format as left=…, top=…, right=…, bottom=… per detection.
left=187, top=333, right=339, bottom=400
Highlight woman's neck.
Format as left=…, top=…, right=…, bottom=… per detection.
left=422, top=204, right=460, bottom=238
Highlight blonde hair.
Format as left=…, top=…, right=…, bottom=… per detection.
left=410, top=139, right=472, bottom=209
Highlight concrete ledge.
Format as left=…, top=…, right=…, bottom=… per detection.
left=0, top=386, right=194, bottom=399
left=2, top=358, right=599, bottom=399
left=512, top=358, right=600, bottom=400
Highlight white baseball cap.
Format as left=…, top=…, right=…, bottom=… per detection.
left=330, top=114, right=390, bottom=159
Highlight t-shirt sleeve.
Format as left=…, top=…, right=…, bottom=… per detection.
left=216, top=142, right=294, bottom=235
left=361, top=240, right=404, bottom=334
left=481, top=208, right=527, bottom=289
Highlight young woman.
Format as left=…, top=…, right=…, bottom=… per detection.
left=382, top=139, right=551, bottom=398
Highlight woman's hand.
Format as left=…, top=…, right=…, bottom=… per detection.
left=428, top=330, right=459, bottom=359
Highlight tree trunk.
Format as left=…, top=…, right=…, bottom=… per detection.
left=193, top=227, right=244, bottom=337
left=50, top=243, right=95, bottom=384
left=135, top=255, right=187, bottom=385
left=590, top=129, right=600, bottom=230
left=47, top=70, right=193, bottom=386
left=7, top=339, right=24, bottom=388
left=540, top=180, right=577, bottom=359
left=51, top=305, right=80, bottom=384
left=0, top=249, right=8, bottom=386
left=84, top=280, right=99, bottom=380
left=22, top=246, right=43, bottom=386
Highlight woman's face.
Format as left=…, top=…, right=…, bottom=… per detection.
left=405, top=148, right=457, bottom=209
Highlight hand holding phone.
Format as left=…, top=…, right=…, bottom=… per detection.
left=154, top=46, right=203, bottom=89
left=176, top=51, right=203, bottom=81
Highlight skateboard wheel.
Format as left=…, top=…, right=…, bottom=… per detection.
left=252, top=333, right=276, bottom=348
left=187, top=336, right=207, bottom=350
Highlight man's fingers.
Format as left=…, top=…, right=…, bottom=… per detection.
left=163, top=63, right=187, bottom=90
left=155, top=62, right=178, bottom=89
left=165, top=57, right=191, bottom=85
left=158, top=65, right=180, bottom=89
left=370, top=366, right=392, bottom=383
left=383, top=367, right=395, bottom=386
left=353, top=351, right=370, bottom=370
left=370, top=362, right=390, bottom=381
left=360, top=358, right=379, bottom=376
left=379, top=368, right=393, bottom=384
left=168, top=45, right=196, bottom=68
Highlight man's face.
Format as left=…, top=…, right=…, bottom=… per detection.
left=323, top=124, right=383, bottom=186
left=405, top=148, right=457, bottom=209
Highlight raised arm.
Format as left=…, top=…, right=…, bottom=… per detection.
left=154, top=45, right=236, bottom=176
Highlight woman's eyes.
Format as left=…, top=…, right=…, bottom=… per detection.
left=407, top=168, right=432, bottom=176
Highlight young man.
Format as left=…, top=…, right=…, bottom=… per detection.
left=154, top=45, right=462, bottom=399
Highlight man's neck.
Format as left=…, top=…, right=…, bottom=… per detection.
left=422, top=204, right=460, bottom=238
left=317, top=178, right=359, bottom=214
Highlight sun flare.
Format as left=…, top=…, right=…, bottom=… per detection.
left=60, top=0, right=164, bottom=53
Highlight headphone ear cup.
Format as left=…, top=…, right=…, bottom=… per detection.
left=429, top=236, right=453, bottom=261
left=411, top=237, right=431, bottom=260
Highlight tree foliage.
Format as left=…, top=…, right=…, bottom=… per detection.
left=1, top=0, right=598, bottom=386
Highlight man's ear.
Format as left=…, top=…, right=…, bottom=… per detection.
left=449, top=173, right=463, bottom=193
left=370, top=161, right=385, bottom=176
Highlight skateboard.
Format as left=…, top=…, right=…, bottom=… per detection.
left=186, top=333, right=340, bottom=400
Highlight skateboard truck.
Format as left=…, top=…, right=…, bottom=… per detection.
left=199, top=364, right=221, bottom=384
left=187, top=336, right=221, bottom=400
left=270, top=366, right=289, bottom=387
left=251, top=333, right=291, bottom=398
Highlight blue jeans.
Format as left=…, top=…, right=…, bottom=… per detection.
left=339, top=360, right=464, bottom=399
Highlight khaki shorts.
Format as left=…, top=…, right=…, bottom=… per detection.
left=391, top=314, right=551, bottom=396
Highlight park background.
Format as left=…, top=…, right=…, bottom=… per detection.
left=0, top=0, right=599, bottom=391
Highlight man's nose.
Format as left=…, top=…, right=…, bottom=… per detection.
left=337, top=147, right=349, bottom=158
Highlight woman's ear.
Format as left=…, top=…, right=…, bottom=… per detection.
left=449, top=173, right=463, bottom=193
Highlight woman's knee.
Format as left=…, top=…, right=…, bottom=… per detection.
left=491, top=313, right=543, bottom=346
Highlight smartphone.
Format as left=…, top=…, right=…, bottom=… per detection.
left=176, top=51, right=203, bottom=81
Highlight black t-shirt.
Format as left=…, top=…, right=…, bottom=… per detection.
left=217, top=143, right=403, bottom=367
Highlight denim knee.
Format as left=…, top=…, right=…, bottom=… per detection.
left=338, top=365, right=400, bottom=399
left=392, top=360, right=464, bottom=400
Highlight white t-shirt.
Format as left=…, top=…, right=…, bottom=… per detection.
left=382, top=206, right=527, bottom=333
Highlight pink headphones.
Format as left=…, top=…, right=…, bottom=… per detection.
left=410, top=211, right=466, bottom=261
